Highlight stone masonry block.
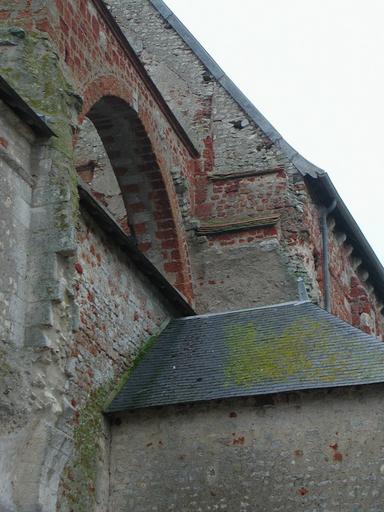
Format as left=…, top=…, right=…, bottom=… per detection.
left=32, top=184, right=71, bottom=207
left=33, top=278, right=67, bottom=303
left=25, top=325, right=53, bottom=348
left=26, top=300, right=54, bottom=328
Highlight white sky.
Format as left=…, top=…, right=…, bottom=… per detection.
left=165, top=0, right=384, bottom=265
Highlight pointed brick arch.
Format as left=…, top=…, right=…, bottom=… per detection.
left=78, top=79, right=193, bottom=301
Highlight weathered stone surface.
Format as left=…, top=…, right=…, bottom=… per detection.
left=106, top=0, right=384, bottom=334
left=190, top=239, right=297, bottom=312
left=0, top=101, right=36, bottom=344
left=110, top=386, right=384, bottom=511
left=0, top=0, right=384, bottom=510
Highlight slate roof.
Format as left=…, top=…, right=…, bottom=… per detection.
left=107, top=301, right=384, bottom=412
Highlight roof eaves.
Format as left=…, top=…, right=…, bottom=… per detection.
left=178, top=299, right=310, bottom=321
left=149, top=0, right=325, bottom=179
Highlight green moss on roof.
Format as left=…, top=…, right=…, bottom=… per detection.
left=224, top=314, right=382, bottom=387
left=107, top=302, right=384, bottom=412
left=225, top=319, right=315, bottom=387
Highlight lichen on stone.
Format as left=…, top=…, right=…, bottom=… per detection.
left=0, top=27, right=82, bottom=220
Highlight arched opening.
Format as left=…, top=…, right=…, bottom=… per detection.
left=74, top=95, right=191, bottom=296
left=75, top=116, right=130, bottom=234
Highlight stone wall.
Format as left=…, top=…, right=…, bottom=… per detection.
left=110, top=385, right=384, bottom=511
left=0, top=38, right=179, bottom=508
left=107, top=0, right=384, bottom=330
left=0, top=100, right=36, bottom=511
left=0, top=92, right=80, bottom=511
left=0, top=190, right=176, bottom=512
left=56, top=208, right=175, bottom=511
left=0, top=100, right=34, bottom=348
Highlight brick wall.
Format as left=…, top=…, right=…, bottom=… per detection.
left=57, top=208, right=175, bottom=510
left=302, top=195, right=384, bottom=338
left=73, top=208, right=172, bottom=374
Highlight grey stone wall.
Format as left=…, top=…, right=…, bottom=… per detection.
left=106, top=0, right=287, bottom=176
left=188, top=238, right=297, bottom=313
left=0, top=95, right=77, bottom=512
left=0, top=100, right=34, bottom=347
left=110, top=386, right=384, bottom=511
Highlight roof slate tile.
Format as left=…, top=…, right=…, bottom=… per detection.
left=107, top=302, right=384, bottom=412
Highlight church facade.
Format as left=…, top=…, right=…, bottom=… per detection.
left=1, top=1, right=384, bottom=510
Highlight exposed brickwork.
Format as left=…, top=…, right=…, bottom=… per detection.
left=0, top=0, right=195, bottom=303
left=298, top=194, right=384, bottom=338
left=75, top=96, right=191, bottom=294
left=106, top=0, right=384, bottom=332
left=73, top=209, right=170, bottom=368
left=58, top=208, right=175, bottom=510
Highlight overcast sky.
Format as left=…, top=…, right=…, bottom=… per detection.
left=165, top=0, right=384, bottom=265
